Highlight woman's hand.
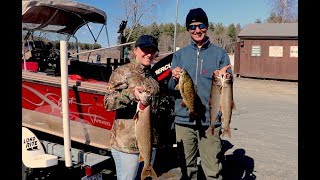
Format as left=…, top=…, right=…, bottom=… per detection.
left=134, top=86, right=145, bottom=101
left=134, top=86, right=149, bottom=110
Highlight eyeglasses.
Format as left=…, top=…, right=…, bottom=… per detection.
left=188, top=23, right=207, bottom=31
left=140, top=47, right=158, bottom=55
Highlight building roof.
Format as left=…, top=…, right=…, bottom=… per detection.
left=238, top=23, right=298, bottom=38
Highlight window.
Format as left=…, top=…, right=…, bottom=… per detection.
left=251, top=45, right=261, bottom=56
left=269, top=46, right=283, bottom=57
left=290, top=46, right=298, bottom=58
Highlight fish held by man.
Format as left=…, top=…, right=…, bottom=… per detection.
left=174, top=69, right=202, bottom=120
left=208, top=65, right=235, bottom=137
left=208, top=71, right=222, bottom=135
left=133, top=90, right=158, bottom=180
left=220, top=73, right=235, bottom=138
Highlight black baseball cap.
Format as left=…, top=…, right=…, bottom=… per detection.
left=135, top=35, right=159, bottom=52
left=185, top=8, right=209, bottom=30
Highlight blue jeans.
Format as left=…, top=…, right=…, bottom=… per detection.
left=111, top=148, right=157, bottom=180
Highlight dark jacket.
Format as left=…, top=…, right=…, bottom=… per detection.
left=168, top=38, right=231, bottom=126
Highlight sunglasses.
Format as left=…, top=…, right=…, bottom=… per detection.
left=188, top=23, right=207, bottom=31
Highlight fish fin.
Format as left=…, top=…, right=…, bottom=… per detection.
left=189, top=111, right=199, bottom=120
left=189, top=112, right=194, bottom=120
left=139, top=154, right=144, bottom=162
left=181, top=100, right=186, bottom=107
left=133, top=111, right=139, bottom=121
left=174, top=84, right=179, bottom=90
left=141, top=166, right=158, bottom=180
left=232, top=101, right=236, bottom=110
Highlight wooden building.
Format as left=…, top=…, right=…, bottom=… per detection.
left=234, top=23, right=298, bottom=81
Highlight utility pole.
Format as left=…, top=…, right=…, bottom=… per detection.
left=173, top=0, right=179, bottom=52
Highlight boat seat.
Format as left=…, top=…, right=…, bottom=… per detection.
left=22, top=127, right=58, bottom=168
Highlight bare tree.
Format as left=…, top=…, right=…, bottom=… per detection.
left=269, top=0, right=298, bottom=23
left=209, top=23, right=227, bottom=49
left=119, top=0, right=162, bottom=42
left=176, top=31, right=190, bottom=49
left=158, top=34, right=173, bottom=53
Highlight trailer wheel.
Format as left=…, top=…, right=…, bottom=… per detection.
left=22, top=162, right=59, bottom=180
left=22, top=162, right=33, bottom=180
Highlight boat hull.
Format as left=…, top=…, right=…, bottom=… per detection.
left=22, top=72, right=115, bottom=149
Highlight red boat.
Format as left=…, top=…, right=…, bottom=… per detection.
left=21, top=1, right=129, bottom=179
left=22, top=0, right=117, bottom=151
left=22, top=1, right=175, bottom=179
left=22, top=72, right=116, bottom=149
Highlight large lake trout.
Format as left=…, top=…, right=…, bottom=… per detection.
left=134, top=91, right=157, bottom=180
left=208, top=72, right=222, bottom=135
left=220, top=74, right=235, bottom=138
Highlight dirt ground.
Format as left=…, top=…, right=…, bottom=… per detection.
left=155, top=77, right=298, bottom=180
left=22, top=76, right=298, bottom=180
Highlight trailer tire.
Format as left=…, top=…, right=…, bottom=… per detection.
left=22, top=162, right=33, bottom=180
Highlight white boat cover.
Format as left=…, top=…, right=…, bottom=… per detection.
left=22, top=0, right=107, bottom=35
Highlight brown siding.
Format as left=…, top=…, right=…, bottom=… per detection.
left=237, top=39, right=297, bottom=80
left=234, top=42, right=240, bottom=74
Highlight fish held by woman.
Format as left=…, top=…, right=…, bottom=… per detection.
left=133, top=89, right=158, bottom=180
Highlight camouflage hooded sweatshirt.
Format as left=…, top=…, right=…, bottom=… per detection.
left=104, top=58, right=159, bottom=154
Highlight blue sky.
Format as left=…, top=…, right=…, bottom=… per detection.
left=75, top=0, right=274, bottom=47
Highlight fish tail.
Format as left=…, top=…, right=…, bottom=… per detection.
left=222, top=127, right=231, bottom=138
left=141, top=166, right=158, bottom=180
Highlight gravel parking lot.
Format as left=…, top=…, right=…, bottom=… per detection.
left=156, top=77, right=298, bottom=180
left=23, top=76, right=298, bottom=180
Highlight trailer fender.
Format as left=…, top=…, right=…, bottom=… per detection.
left=22, top=127, right=58, bottom=168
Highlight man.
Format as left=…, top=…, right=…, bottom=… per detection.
left=168, top=8, right=232, bottom=180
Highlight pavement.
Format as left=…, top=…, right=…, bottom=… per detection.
left=156, top=76, right=298, bottom=180
left=22, top=76, right=298, bottom=180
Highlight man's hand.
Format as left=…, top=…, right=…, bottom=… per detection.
left=171, top=67, right=182, bottom=80
left=213, top=64, right=232, bottom=78
left=219, top=64, right=232, bottom=75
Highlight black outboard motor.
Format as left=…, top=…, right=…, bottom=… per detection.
left=151, top=53, right=176, bottom=146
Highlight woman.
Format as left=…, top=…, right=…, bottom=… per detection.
left=104, top=35, right=160, bottom=180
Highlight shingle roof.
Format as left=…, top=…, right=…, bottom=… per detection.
left=238, top=23, right=298, bottom=38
